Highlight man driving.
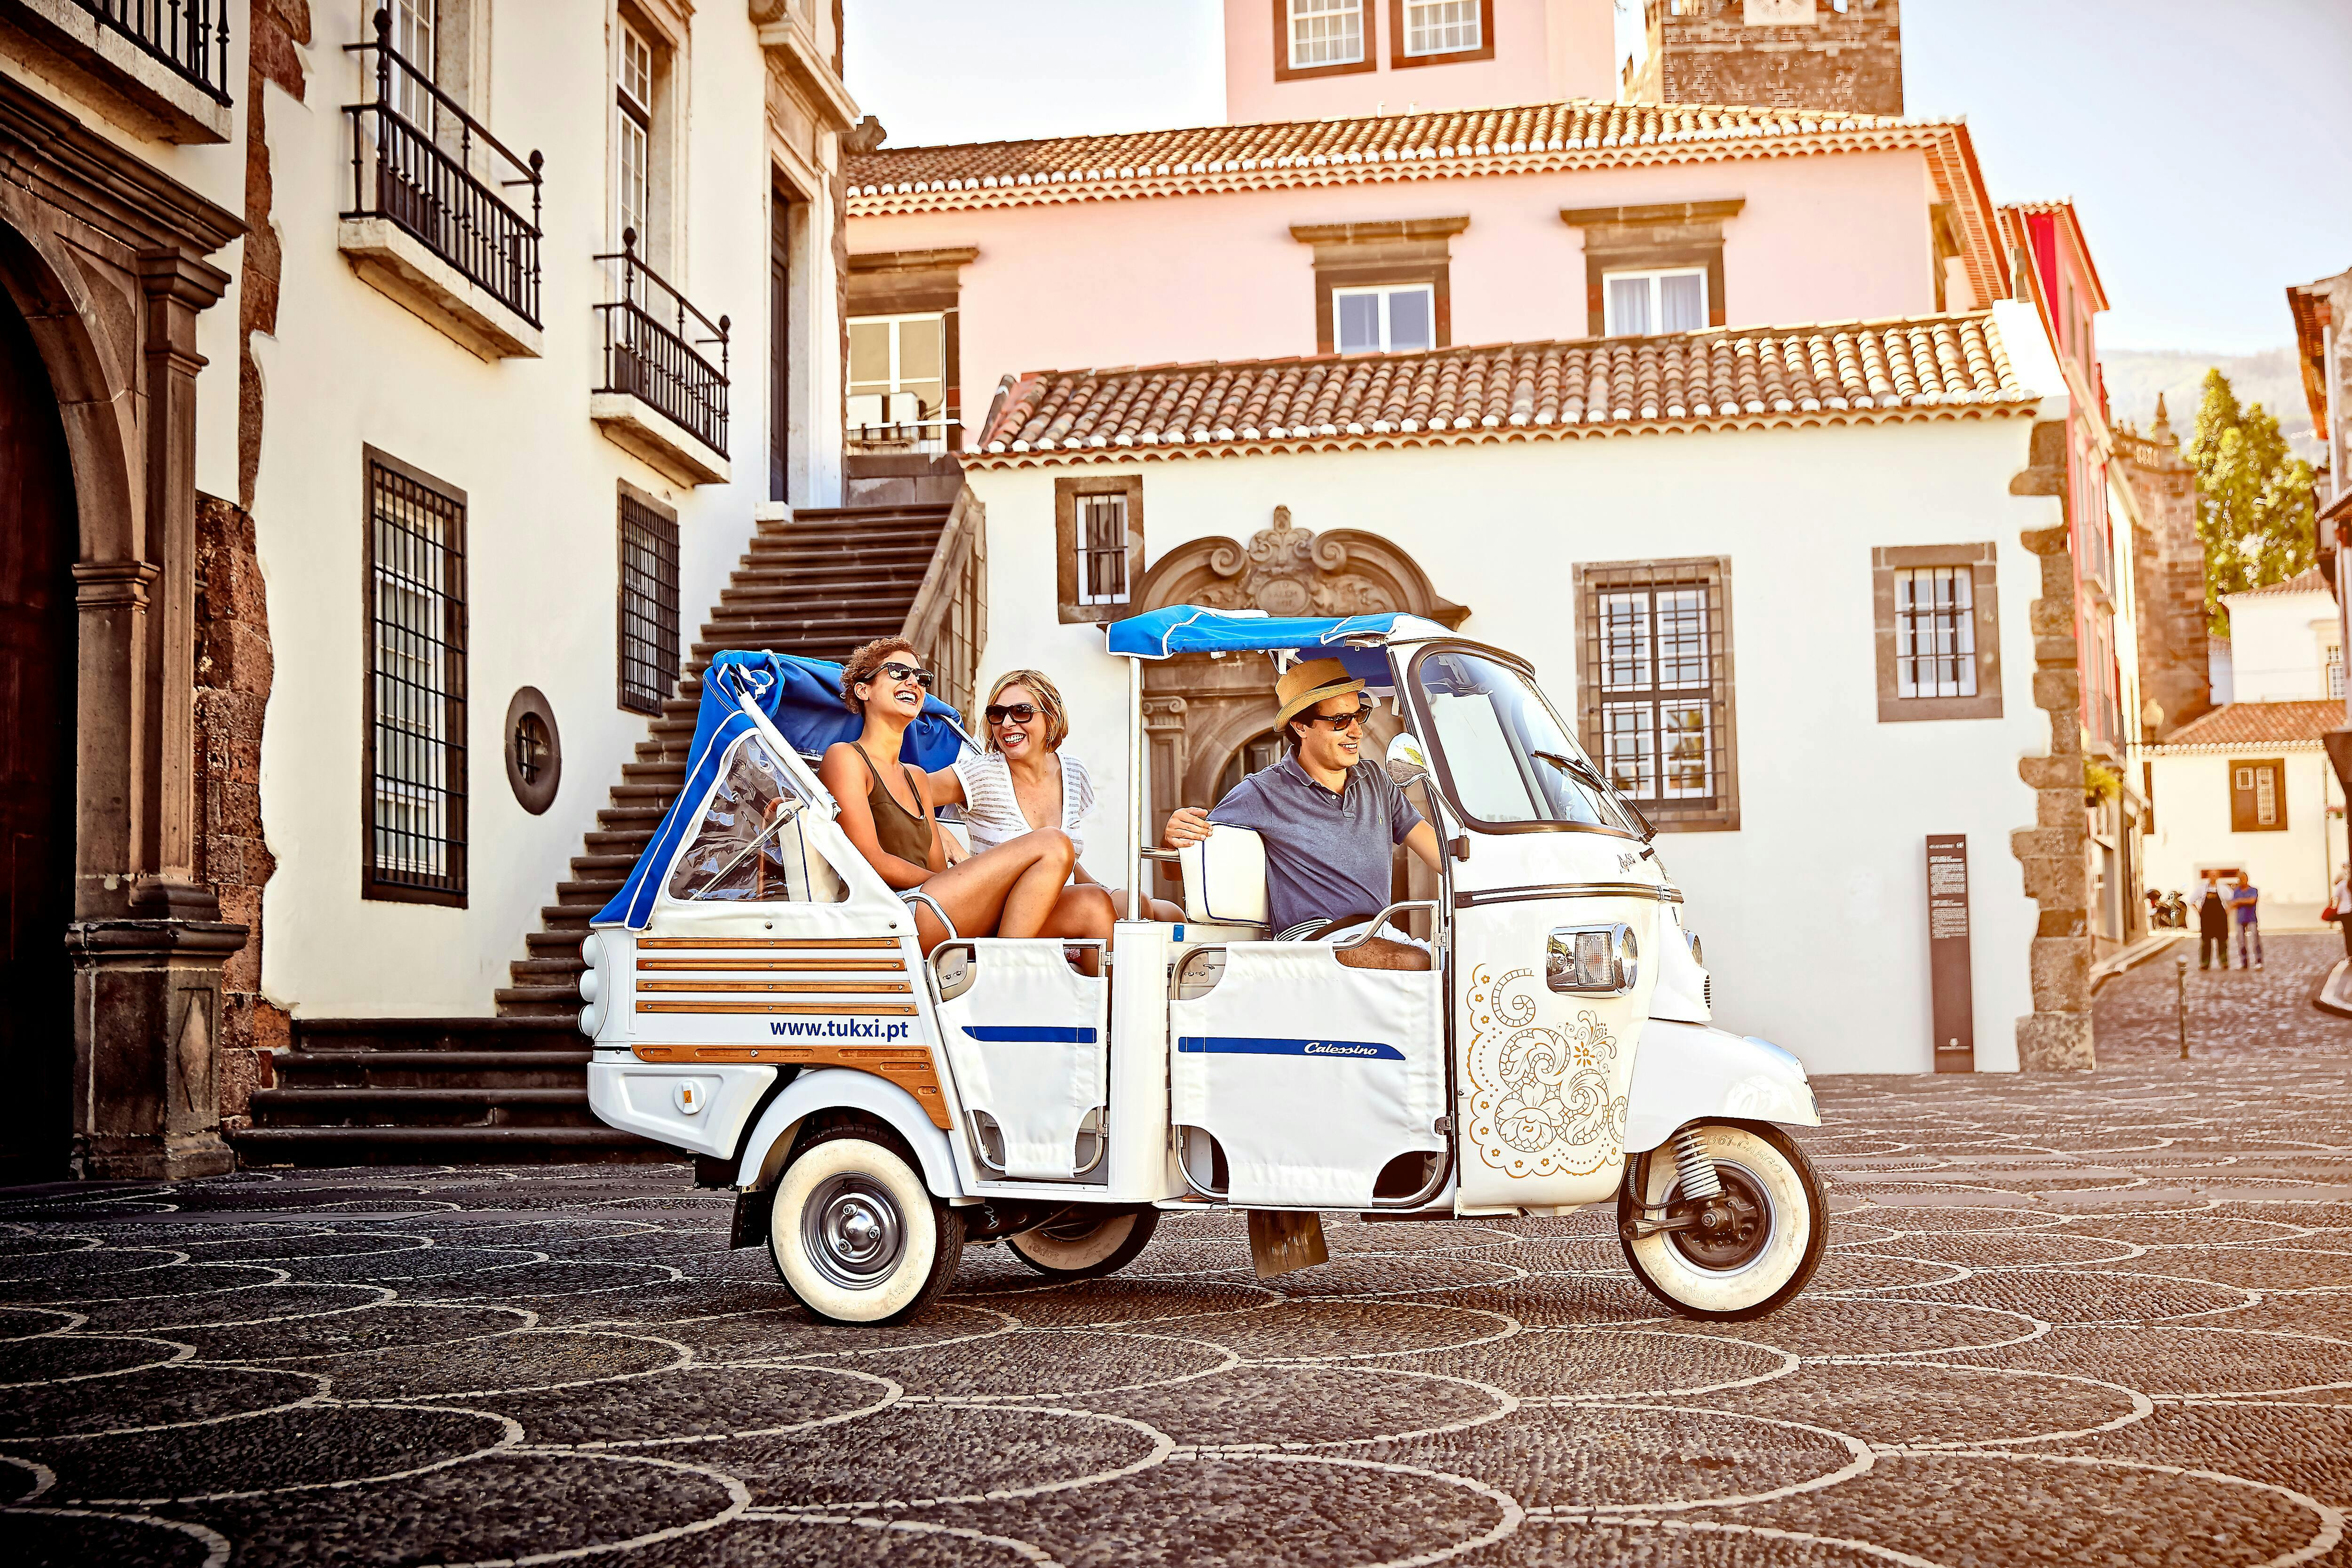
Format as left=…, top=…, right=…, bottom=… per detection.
left=1162, top=657, right=1444, bottom=971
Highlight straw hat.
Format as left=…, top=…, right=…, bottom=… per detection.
left=1273, top=657, right=1367, bottom=730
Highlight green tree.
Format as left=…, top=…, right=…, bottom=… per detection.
left=2184, top=367, right=2317, bottom=634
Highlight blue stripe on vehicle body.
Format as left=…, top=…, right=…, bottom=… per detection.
left=1174, top=1036, right=1405, bottom=1060
left=963, top=1026, right=1100, bottom=1044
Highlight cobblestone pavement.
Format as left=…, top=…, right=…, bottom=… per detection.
left=5, top=942, right=2352, bottom=1567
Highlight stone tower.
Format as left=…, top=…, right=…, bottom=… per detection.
left=1623, top=0, right=1903, bottom=118
left=2114, top=395, right=2212, bottom=738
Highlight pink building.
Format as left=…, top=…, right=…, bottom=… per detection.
left=1223, top=0, right=1621, bottom=125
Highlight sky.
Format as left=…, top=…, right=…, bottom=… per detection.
left=842, top=0, right=2351, bottom=355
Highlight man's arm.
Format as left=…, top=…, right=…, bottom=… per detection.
left=1402, top=818, right=1444, bottom=875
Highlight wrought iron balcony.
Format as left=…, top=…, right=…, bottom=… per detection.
left=342, top=8, right=542, bottom=329
left=595, top=230, right=731, bottom=464
left=71, top=0, right=230, bottom=102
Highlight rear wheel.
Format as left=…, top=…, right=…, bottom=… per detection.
left=770, top=1126, right=964, bottom=1324
left=1618, top=1121, right=1826, bottom=1321
left=1007, top=1205, right=1159, bottom=1281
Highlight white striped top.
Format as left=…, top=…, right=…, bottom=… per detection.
left=952, top=748, right=1095, bottom=861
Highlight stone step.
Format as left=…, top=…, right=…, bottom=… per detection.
left=293, top=1018, right=585, bottom=1053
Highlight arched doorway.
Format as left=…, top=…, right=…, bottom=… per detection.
left=1132, top=506, right=1466, bottom=907
left=0, top=285, right=79, bottom=1180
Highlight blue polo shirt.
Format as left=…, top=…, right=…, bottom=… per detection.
left=1208, top=751, right=1422, bottom=933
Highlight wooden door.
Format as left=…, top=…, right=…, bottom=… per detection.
left=0, top=290, right=78, bottom=1179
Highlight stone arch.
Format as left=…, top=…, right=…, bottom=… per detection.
left=1133, top=506, right=1465, bottom=892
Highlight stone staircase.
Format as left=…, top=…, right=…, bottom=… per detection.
left=233, top=490, right=976, bottom=1165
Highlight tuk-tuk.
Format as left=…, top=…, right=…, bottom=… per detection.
left=580, top=609, right=1826, bottom=1325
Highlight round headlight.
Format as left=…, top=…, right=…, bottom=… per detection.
left=578, top=1001, right=604, bottom=1039
left=579, top=967, right=601, bottom=1004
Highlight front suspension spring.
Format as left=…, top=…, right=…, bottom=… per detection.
left=1670, top=1127, right=1724, bottom=1201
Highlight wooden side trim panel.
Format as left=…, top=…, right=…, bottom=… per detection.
left=637, top=937, right=904, bottom=950
left=635, top=1000, right=922, bottom=1016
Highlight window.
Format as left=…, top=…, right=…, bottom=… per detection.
left=1604, top=268, right=1708, bottom=336
left=1390, top=0, right=1494, bottom=64
left=848, top=312, right=947, bottom=451
left=666, top=732, right=845, bottom=904
left=1334, top=284, right=1434, bottom=354
left=1055, top=475, right=1145, bottom=624
left=391, top=0, right=436, bottom=126
left=364, top=451, right=467, bottom=904
left=2230, top=759, right=2286, bottom=833
left=2328, top=644, right=2344, bottom=701
left=618, top=489, right=679, bottom=716
left=1414, top=649, right=1641, bottom=832
left=1872, top=544, right=2001, bottom=722
left=616, top=18, right=652, bottom=250
left=1289, top=0, right=1365, bottom=66
left=1575, top=558, right=1738, bottom=830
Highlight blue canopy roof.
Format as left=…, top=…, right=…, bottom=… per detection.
left=593, top=651, right=971, bottom=930
left=1104, top=607, right=1443, bottom=684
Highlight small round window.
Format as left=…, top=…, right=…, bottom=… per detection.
left=504, top=686, right=562, bottom=814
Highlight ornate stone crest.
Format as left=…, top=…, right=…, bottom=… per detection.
left=1193, top=507, right=1406, bottom=620
left=1462, top=965, right=1626, bottom=1179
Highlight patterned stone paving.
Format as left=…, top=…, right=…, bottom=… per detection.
left=4, top=935, right=2351, bottom=1565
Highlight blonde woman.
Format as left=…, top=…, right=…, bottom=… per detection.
left=929, top=669, right=1183, bottom=928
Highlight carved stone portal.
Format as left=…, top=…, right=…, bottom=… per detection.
left=1132, top=508, right=1465, bottom=900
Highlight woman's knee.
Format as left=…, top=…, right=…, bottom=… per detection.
left=1021, top=827, right=1077, bottom=869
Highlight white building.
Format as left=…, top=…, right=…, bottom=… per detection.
left=0, top=0, right=862, bottom=1171
left=2138, top=570, right=2347, bottom=923
left=958, top=300, right=2082, bottom=1075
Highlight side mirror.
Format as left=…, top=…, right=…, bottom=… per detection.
left=1385, top=730, right=1430, bottom=785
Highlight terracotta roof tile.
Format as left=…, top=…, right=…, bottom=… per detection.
left=2158, top=700, right=2342, bottom=749
left=848, top=99, right=1939, bottom=215
left=972, top=312, right=2033, bottom=465
left=2230, top=567, right=2329, bottom=599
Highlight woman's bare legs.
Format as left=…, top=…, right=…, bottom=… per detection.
left=1097, top=888, right=1186, bottom=924
left=906, top=829, right=1075, bottom=950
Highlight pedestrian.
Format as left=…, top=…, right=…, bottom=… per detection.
left=2230, top=872, right=2263, bottom=971
left=2197, top=877, right=2230, bottom=970
left=2328, top=865, right=2352, bottom=962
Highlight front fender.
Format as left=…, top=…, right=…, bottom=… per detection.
left=733, top=1067, right=967, bottom=1199
left=1625, top=1020, right=1820, bottom=1152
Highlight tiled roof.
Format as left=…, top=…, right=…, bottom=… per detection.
left=852, top=98, right=1943, bottom=211
left=2158, top=700, right=2341, bottom=749
left=2230, top=567, right=2329, bottom=599
left=971, top=312, right=2033, bottom=466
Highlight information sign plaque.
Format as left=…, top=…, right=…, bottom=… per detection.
left=1926, top=834, right=1974, bottom=1072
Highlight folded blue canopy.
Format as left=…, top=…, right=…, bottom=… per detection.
left=1104, top=606, right=1447, bottom=685
left=593, top=651, right=972, bottom=930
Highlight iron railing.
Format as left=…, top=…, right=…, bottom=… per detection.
left=343, top=9, right=543, bottom=326
left=595, top=230, right=731, bottom=456
left=903, top=489, right=986, bottom=725
left=74, top=0, right=231, bottom=103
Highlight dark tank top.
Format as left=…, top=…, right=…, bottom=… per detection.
left=853, top=747, right=938, bottom=871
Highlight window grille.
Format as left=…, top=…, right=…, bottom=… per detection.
left=1404, top=0, right=1480, bottom=54
left=1334, top=284, right=1435, bottom=354
left=1076, top=493, right=1130, bottom=606
left=366, top=456, right=467, bottom=900
left=2329, top=647, right=2344, bottom=701
left=1289, top=0, right=1363, bottom=66
left=1894, top=566, right=1977, bottom=698
left=618, top=494, right=680, bottom=716
left=1603, top=268, right=1707, bottom=336
left=1580, top=559, right=1735, bottom=827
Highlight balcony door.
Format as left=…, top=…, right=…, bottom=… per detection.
left=0, top=289, right=78, bottom=1180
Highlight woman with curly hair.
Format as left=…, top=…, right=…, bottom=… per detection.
left=816, top=638, right=1103, bottom=949
left=926, top=668, right=1181, bottom=926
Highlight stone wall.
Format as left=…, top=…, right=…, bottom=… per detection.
left=194, top=496, right=283, bottom=1122
left=1626, top=0, right=1902, bottom=118
left=2114, top=397, right=2211, bottom=740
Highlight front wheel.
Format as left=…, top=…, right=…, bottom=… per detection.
left=771, top=1126, right=964, bottom=1324
left=1618, top=1120, right=1827, bottom=1321
left=1007, top=1205, right=1159, bottom=1280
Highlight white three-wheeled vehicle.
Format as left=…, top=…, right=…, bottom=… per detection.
left=581, top=611, right=1827, bottom=1324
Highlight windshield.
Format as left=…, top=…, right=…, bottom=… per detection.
left=1413, top=648, right=1641, bottom=833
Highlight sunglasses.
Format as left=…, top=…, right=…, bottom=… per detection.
left=871, top=661, right=934, bottom=690
left=1302, top=703, right=1374, bottom=732
left=985, top=703, right=1040, bottom=725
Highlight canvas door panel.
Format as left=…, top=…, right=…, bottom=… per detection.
left=1451, top=832, right=1658, bottom=1210
left=937, top=939, right=1108, bottom=1179
left=1169, top=942, right=1444, bottom=1208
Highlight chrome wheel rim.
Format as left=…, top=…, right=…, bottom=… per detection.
left=802, top=1172, right=907, bottom=1290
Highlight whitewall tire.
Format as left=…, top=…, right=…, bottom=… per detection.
left=1007, top=1206, right=1159, bottom=1281
left=770, top=1129, right=964, bottom=1325
left=1618, top=1120, right=1826, bottom=1322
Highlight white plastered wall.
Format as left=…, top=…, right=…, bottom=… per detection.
left=250, top=5, right=841, bottom=1016
left=2141, top=752, right=2342, bottom=914
left=964, top=405, right=2055, bottom=1075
